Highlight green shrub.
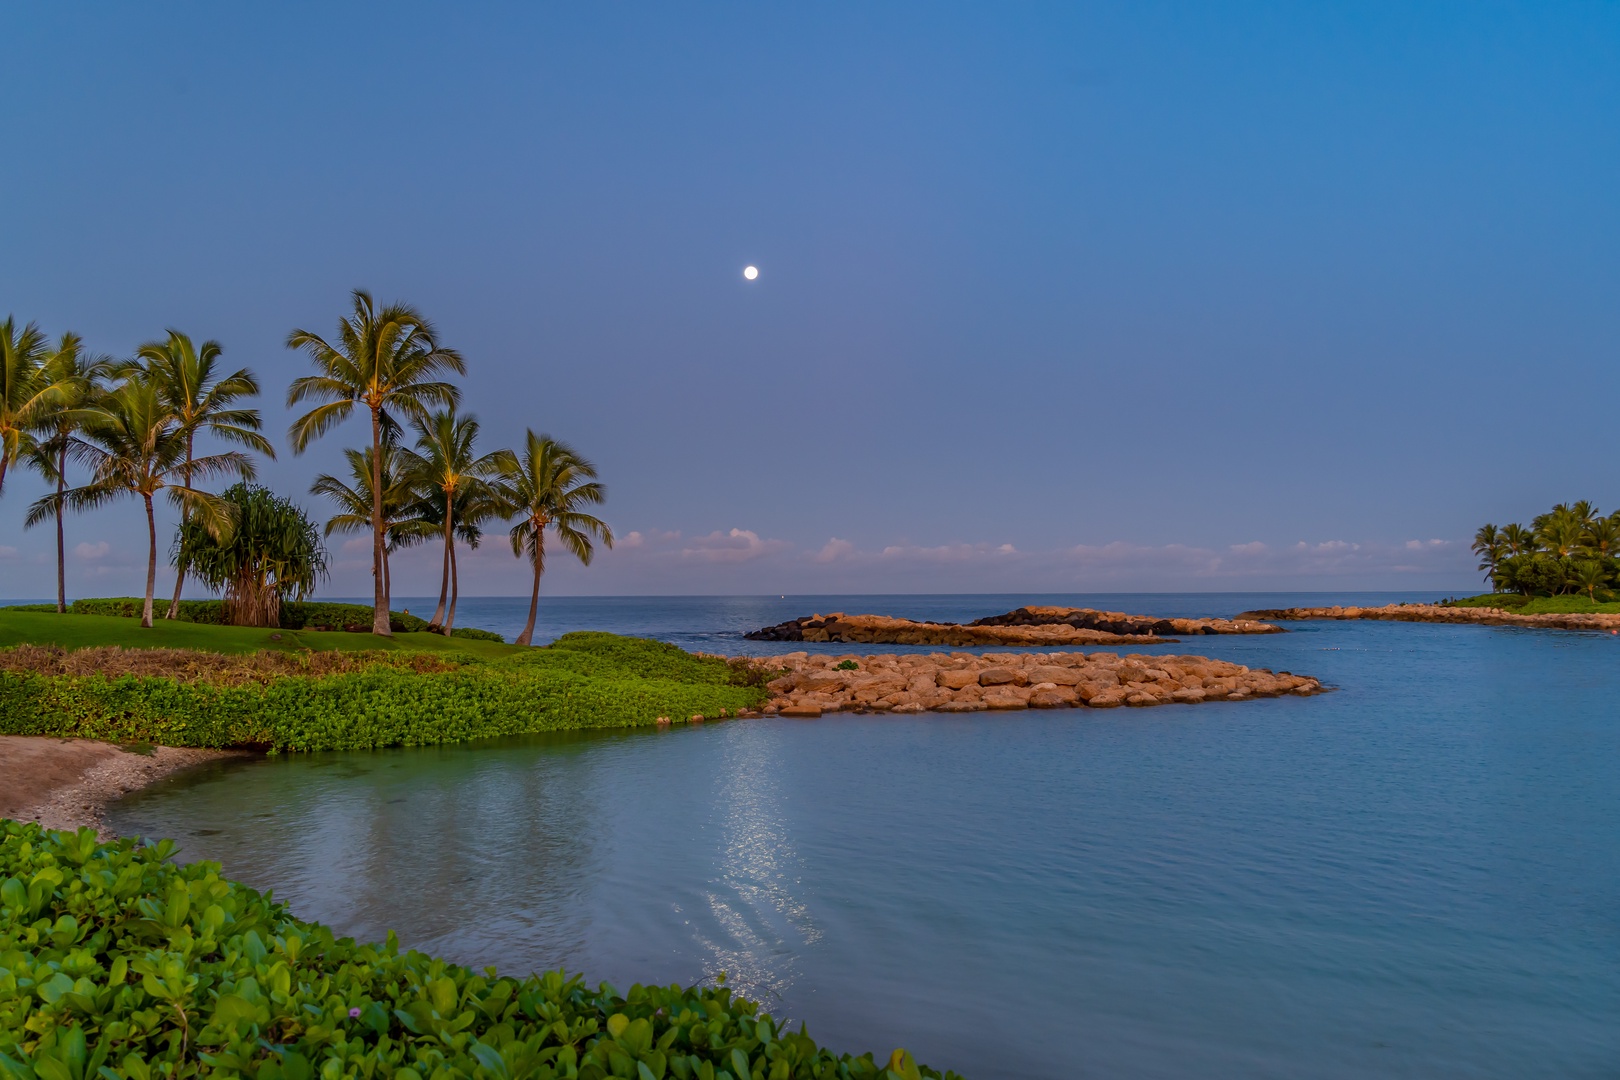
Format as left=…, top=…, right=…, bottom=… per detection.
left=0, top=635, right=767, bottom=752
left=0, top=820, right=956, bottom=1080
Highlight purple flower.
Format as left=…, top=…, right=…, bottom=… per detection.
left=349, top=1007, right=362, bottom=1019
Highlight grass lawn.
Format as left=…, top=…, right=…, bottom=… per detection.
left=1446, top=593, right=1620, bottom=614
left=0, top=608, right=521, bottom=658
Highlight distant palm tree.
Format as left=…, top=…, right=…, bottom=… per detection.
left=22, top=334, right=114, bottom=611
left=1582, top=516, right=1620, bottom=561
left=310, top=445, right=435, bottom=609
left=1573, top=559, right=1609, bottom=602
left=286, top=290, right=465, bottom=635
left=496, top=432, right=611, bottom=647
left=1501, top=523, right=1535, bottom=557
left=29, top=374, right=247, bottom=627
left=1471, top=524, right=1503, bottom=586
left=398, top=411, right=509, bottom=634
left=0, top=317, right=58, bottom=498
left=135, top=331, right=273, bottom=619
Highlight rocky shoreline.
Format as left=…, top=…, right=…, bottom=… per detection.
left=745, top=606, right=1282, bottom=648
left=726, top=650, right=1323, bottom=717
left=1238, top=603, right=1620, bottom=633
left=0, top=736, right=243, bottom=839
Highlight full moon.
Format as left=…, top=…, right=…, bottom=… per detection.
left=743, top=265, right=759, bottom=280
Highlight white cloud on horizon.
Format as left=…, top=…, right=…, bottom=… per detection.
left=73, top=541, right=110, bottom=560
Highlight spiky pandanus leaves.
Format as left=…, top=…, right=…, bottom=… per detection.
left=286, top=290, right=465, bottom=635
left=176, top=483, right=327, bottom=627
left=26, top=374, right=250, bottom=627
left=135, top=330, right=274, bottom=618
left=496, top=431, right=612, bottom=646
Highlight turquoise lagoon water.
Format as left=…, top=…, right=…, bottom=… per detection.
left=104, top=594, right=1620, bottom=1079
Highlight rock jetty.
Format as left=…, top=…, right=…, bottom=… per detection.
left=744, top=606, right=1281, bottom=647
left=1238, top=603, right=1620, bottom=633
left=748, top=650, right=1321, bottom=716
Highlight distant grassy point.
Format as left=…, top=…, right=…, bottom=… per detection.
left=1439, top=593, right=1620, bottom=615
left=1238, top=597, right=1620, bottom=632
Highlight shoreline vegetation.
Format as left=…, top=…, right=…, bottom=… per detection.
left=746, top=606, right=1282, bottom=647
left=0, top=820, right=960, bottom=1080
left=1238, top=599, right=1620, bottom=632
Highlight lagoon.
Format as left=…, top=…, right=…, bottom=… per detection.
left=106, top=594, right=1620, bottom=1078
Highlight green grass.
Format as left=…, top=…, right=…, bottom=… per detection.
left=1445, top=592, right=1620, bottom=614
left=0, top=609, right=519, bottom=658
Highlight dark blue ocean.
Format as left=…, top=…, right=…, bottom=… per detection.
left=103, top=594, right=1620, bottom=1079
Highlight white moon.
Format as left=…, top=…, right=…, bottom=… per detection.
left=743, top=265, right=759, bottom=280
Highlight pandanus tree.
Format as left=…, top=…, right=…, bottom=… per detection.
left=310, top=445, right=435, bottom=608
left=497, top=432, right=612, bottom=647
left=397, top=410, right=509, bottom=634
left=22, top=335, right=114, bottom=611
left=0, top=317, right=58, bottom=498
left=135, top=331, right=274, bottom=620
left=29, top=373, right=251, bottom=627
left=176, top=483, right=327, bottom=627
left=286, top=290, right=464, bottom=636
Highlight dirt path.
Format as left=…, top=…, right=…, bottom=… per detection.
left=0, top=736, right=246, bottom=839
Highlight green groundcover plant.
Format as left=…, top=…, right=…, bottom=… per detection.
left=0, top=821, right=955, bottom=1080
left=0, top=634, right=768, bottom=752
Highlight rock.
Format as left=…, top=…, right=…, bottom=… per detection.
left=780, top=705, right=822, bottom=718
left=938, top=668, right=980, bottom=690
left=1170, top=687, right=1207, bottom=703
left=1026, top=665, right=1082, bottom=686
left=978, top=666, right=1022, bottom=687
left=1086, top=687, right=1127, bottom=708
left=1028, top=686, right=1078, bottom=708
left=983, top=686, right=1031, bottom=709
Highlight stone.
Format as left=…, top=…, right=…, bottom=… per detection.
left=1026, top=665, right=1082, bottom=685
left=1086, top=687, right=1127, bottom=708
left=938, top=669, right=979, bottom=690
left=1028, top=686, right=1078, bottom=708
left=977, top=666, right=1021, bottom=686
left=1170, top=687, right=1207, bottom=703
left=780, top=705, right=822, bottom=718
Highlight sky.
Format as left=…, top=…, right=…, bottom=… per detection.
left=2, top=2, right=1617, bottom=597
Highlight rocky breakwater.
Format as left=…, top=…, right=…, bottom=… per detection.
left=745, top=606, right=1281, bottom=648
left=758, top=650, right=1323, bottom=716
left=1238, top=603, right=1620, bottom=633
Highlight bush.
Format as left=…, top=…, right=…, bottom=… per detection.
left=0, top=821, right=956, bottom=1080
left=0, top=635, right=767, bottom=752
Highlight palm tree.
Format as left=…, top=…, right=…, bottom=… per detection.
left=310, top=445, right=436, bottom=610
left=397, top=411, right=508, bottom=634
left=497, top=432, right=612, bottom=647
left=28, top=373, right=249, bottom=627
left=1582, top=516, right=1620, bottom=561
left=1501, top=523, right=1536, bottom=557
left=286, top=290, right=465, bottom=636
left=0, top=317, right=58, bottom=498
left=1471, top=524, right=1504, bottom=586
left=1573, top=559, right=1609, bottom=603
left=22, top=334, right=113, bottom=611
left=135, top=331, right=274, bottom=619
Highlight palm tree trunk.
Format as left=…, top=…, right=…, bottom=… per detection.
left=517, top=530, right=544, bottom=646
left=446, top=535, right=460, bottom=635
left=369, top=408, right=391, bottom=636
left=167, top=440, right=194, bottom=619
left=54, top=445, right=66, bottom=614
left=430, top=494, right=451, bottom=629
left=142, top=494, right=157, bottom=629
left=0, top=451, right=9, bottom=499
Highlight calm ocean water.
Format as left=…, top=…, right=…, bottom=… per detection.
left=104, top=594, right=1620, bottom=1079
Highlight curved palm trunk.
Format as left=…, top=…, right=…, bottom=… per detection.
left=141, top=494, right=157, bottom=629
left=167, top=438, right=194, bottom=619
left=54, top=444, right=67, bottom=613
left=0, top=451, right=10, bottom=499
left=369, top=408, right=391, bottom=636
left=445, top=534, right=460, bottom=635
left=516, top=528, right=545, bottom=647
left=430, top=492, right=452, bottom=629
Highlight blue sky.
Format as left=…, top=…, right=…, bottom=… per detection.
left=2, top=3, right=1616, bottom=596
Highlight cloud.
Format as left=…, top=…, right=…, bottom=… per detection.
left=73, top=541, right=110, bottom=560
left=813, top=538, right=854, bottom=563
left=680, top=528, right=791, bottom=564
left=0, top=546, right=17, bottom=559
left=341, top=537, right=371, bottom=554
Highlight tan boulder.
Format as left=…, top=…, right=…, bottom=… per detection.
left=978, top=666, right=1023, bottom=687
left=780, top=704, right=822, bottom=718
left=1026, top=665, right=1082, bottom=686
left=936, top=700, right=986, bottom=712
left=938, top=668, right=979, bottom=690
left=1171, top=687, right=1207, bottom=704
left=1086, top=687, right=1127, bottom=708
left=1028, top=686, right=1078, bottom=708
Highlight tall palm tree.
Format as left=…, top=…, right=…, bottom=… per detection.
left=1582, top=516, right=1620, bottom=561
left=496, top=432, right=612, bottom=647
left=1471, top=524, right=1504, bottom=586
left=1501, top=523, right=1536, bottom=557
left=286, top=290, right=465, bottom=636
left=135, top=331, right=274, bottom=619
left=0, top=317, right=58, bottom=498
left=28, top=373, right=248, bottom=627
left=22, top=334, right=113, bottom=611
left=310, top=445, right=436, bottom=609
left=397, top=410, right=508, bottom=634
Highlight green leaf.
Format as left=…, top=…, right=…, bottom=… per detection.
left=730, top=1050, right=751, bottom=1080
